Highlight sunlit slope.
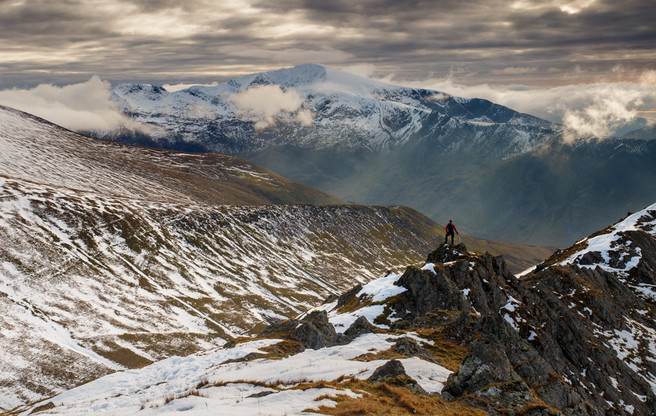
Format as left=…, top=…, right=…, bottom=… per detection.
left=0, top=105, right=344, bottom=206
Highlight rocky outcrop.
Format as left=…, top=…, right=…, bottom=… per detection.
left=339, top=316, right=377, bottom=344
left=442, top=335, right=543, bottom=414
left=368, top=360, right=428, bottom=395
left=392, top=337, right=436, bottom=363
left=337, top=284, right=363, bottom=308
left=289, top=311, right=337, bottom=350
left=378, top=239, right=656, bottom=415
left=254, top=214, right=656, bottom=416
left=390, top=243, right=517, bottom=322
left=368, top=359, right=407, bottom=383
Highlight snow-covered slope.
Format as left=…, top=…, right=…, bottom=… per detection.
left=108, top=64, right=555, bottom=157
left=12, top=204, right=656, bottom=415
left=558, top=202, right=656, bottom=285
left=0, top=105, right=448, bottom=410
left=13, top=271, right=453, bottom=416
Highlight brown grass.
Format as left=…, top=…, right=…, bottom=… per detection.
left=413, top=329, right=468, bottom=371
left=91, top=340, right=153, bottom=369
left=258, top=339, right=305, bottom=358
left=305, top=378, right=488, bottom=416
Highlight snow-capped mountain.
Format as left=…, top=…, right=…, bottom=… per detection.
left=15, top=202, right=656, bottom=415
left=0, top=105, right=451, bottom=410
left=107, top=63, right=555, bottom=157
left=99, top=65, right=656, bottom=247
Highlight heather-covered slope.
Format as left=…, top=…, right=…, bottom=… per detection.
left=0, top=105, right=344, bottom=206
left=0, top=178, right=444, bottom=410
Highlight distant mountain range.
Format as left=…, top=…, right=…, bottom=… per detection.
left=94, top=64, right=656, bottom=247
left=623, top=123, right=656, bottom=140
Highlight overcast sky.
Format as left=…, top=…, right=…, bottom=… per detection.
left=1, top=0, right=654, bottom=88
left=1, top=0, right=655, bottom=136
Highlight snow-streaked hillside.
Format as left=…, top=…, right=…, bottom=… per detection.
left=0, top=105, right=344, bottom=206
left=10, top=202, right=656, bottom=415
left=14, top=271, right=453, bottom=416
left=0, top=105, right=447, bottom=410
left=108, top=64, right=555, bottom=157
left=558, top=202, right=656, bottom=280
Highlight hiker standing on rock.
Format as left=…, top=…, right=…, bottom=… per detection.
left=445, top=220, right=459, bottom=245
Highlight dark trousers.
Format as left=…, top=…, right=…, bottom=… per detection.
left=445, top=231, right=455, bottom=244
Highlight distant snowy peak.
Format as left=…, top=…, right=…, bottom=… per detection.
left=232, top=63, right=329, bottom=89
left=108, top=64, right=557, bottom=156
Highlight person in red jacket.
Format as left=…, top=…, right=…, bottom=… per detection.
left=445, top=220, right=459, bottom=245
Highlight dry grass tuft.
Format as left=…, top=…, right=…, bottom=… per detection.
left=259, top=339, right=305, bottom=358
left=304, top=377, right=488, bottom=416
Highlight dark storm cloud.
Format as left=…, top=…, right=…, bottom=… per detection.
left=0, top=0, right=654, bottom=88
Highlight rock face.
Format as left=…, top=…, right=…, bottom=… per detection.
left=385, top=222, right=656, bottom=416
left=256, top=205, right=656, bottom=415
left=368, top=359, right=407, bottom=383
left=392, top=337, right=436, bottom=363
left=290, top=311, right=337, bottom=350
left=368, top=360, right=429, bottom=395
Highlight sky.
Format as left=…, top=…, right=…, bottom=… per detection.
left=0, top=0, right=655, bottom=135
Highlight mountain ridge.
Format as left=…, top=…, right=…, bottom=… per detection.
left=12, top=201, right=656, bottom=415
left=107, top=63, right=555, bottom=156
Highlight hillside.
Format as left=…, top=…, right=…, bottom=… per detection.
left=0, top=105, right=344, bottom=206
left=0, top=105, right=441, bottom=410
left=0, top=105, right=551, bottom=410
left=13, top=201, right=656, bottom=415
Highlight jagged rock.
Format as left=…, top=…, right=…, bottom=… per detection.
left=426, top=242, right=470, bottom=264
left=392, top=265, right=471, bottom=318
left=338, top=315, right=376, bottom=344
left=337, top=284, right=362, bottom=307
left=392, top=246, right=518, bottom=322
left=369, top=359, right=407, bottom=382
left=516, top=265, right=656, bottom=415
left=473, top=315, right=586, bottom=413
left=392, top=337, right=436, bottom=363
left=442, top=335, right=542, bottom=413
left=442, top=310, right=478, bottom=341
left=259, top=318, right=300, bottom=337
left=446, top=252, right=514, bottom=315
left=443, top=335, right=523, bottom=397
left=368, top=359, right=428, bottom=395
left=289, top=310, right=336, bottom=350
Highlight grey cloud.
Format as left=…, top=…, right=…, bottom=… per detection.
left=0, top=0, right=654, bottom=89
